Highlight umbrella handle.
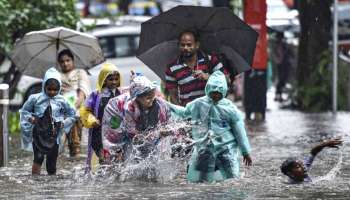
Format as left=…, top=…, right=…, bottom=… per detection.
left=56, top=39, right=60, bottom=67
left=56, top=39, right=60, bottom=51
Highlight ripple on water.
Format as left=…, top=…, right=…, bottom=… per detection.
left=1, top=111, right=350, bottom=199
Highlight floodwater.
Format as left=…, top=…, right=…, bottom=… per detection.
left=1, top=94, right=350, bottom=200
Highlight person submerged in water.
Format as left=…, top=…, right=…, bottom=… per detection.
left=280, top=138, right=343, bottom=184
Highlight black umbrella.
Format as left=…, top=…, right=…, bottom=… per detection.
left=137, top=5, right=259, bottom=81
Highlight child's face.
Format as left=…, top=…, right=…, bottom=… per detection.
left=289, top=161, right=306, bottom=181
left=209, top=91, right=223, bottom=103
left=45, top=84, right=59, bottom=98
left=136, top=89, right=156, bottom=109
left=59, top=54, right=74, bottom=73
left=104, top=73, right=120, bottom=90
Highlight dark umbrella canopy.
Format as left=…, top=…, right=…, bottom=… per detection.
left=137, top=5, right=258, bottom=81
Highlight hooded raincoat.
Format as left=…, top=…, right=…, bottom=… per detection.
left=168, top=71, right=251, bottom=182
left=102, top=75, right=171, bottom=155
left=79, top=63, right=123, bottom=170
left=20, top=67, right=76, bottom=152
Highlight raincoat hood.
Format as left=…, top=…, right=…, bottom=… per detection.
left=129, top=75, right=156, bottom=99
left=205, top=70, right=227, bottom=98
left=42, top=67, right=62, bottom=96
left=97, top=63, right=121, bottom=92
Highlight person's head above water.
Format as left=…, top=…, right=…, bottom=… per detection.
left=280, top=157, right=307, bottom=182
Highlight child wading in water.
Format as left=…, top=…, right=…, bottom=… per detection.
left=79, top=63, right=122, bottom=172
left=20, top=67, right=76, bottom=175
left=281, top=138, right=343, bottom=184
left=169, top=71, right=252, bottom=182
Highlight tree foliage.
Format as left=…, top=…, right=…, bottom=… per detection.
left=296, top=0, right=334, bottom=111
left=0, top=0, right=79, bottom=98
left=0, top=0, right=79, bottom=56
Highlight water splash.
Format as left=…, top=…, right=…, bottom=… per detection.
left=81, top=120, right=194, bottom=183
left=313, top=149, right=343, bottom=183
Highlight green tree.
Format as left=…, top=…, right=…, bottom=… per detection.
left=0, top=0, right=79, bottom=97
left=296, top=0, right=334, bottom=111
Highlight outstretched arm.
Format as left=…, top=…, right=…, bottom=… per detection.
left=311, top=138, right=343, bottom=156
left=166, top=101, right=193, bottom=120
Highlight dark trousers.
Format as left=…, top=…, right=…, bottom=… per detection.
left=33, top=143, right=59, bottom=175
left=91, top=128, right=103, bottom=156
left=243, top=70, right=267, bottom=119
left=276, top=64, right=289, bottom=95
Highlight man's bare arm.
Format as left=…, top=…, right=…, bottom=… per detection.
left=168, top=88, right=181, bottom=105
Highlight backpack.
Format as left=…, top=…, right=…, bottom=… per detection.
left=32, top=105, right=61, bottom=153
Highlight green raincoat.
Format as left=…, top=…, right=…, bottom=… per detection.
left=169, top=71, right=251, bottom=182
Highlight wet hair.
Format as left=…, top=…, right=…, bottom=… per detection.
left=178, top=30, right=200, bottom=42
left=45, top=78, right=60, bottom=89
left=58, top=49, right=74, bottom=61
left=280, top=157, right=297, bottom=176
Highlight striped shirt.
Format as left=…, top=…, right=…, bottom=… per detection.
left=165, top=51, right=228, bottom=105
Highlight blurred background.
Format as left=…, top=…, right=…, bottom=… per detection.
left=0, top=0, right=350, bottom=131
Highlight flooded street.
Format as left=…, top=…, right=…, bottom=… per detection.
left=1, top=94, right=350, bottom=200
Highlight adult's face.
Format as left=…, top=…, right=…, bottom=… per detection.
left=136, top=89, right=156, bottom=109
left=58, top=54, right=74, bottom=73
left=179, top=32, right=199, bottom=59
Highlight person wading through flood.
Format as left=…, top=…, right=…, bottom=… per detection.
left=168, top=71, right=252, bottom=183
left=102, top=75, right=173, bottom=162
left=79, top=63, right=123, bottom=173
left=20, top=67, right=76, bottom=175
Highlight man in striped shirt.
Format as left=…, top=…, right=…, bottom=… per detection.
left=165, top=30, right=229, bottom=106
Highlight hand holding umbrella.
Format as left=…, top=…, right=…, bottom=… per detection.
left=10, top=27, right=105, bottom=78
left=137, top=6, right=259, bottom=81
